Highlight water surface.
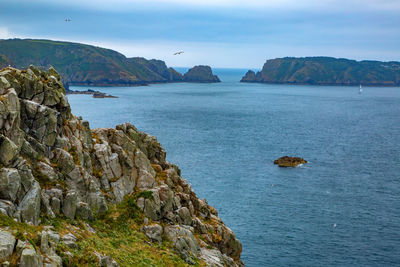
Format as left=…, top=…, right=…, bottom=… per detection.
left=68, top=69, right=400, bottom=266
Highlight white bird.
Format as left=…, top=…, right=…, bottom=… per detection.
left=333, top=223, right=337, bottom=228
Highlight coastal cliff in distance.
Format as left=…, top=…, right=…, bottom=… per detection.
left=0, top=39, right=183, bottom=86
left=0, top=66, right=243, bottom=266
left=183, top=65, right=221, bottom=83
left=241, top=57, right=400, bottom=86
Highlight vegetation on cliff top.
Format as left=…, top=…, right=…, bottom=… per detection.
left=241, top=57, right=400, bottom=86
left=0, top=39, right=183, bottom=86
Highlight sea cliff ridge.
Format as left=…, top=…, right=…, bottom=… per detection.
left=241, top=57, right=400, bottom=86
left=0, top=66, right=243, bottom=266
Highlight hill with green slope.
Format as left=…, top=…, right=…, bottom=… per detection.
left=241, top=57, right=400, bottom=86
left=0, top=39, right=183, bottom=86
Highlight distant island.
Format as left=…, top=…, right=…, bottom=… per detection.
left=0, top=39, right=221, bottom=86
left=183, top=65, right=221, bottom=83
left=241, top=57, right=400, bottom=86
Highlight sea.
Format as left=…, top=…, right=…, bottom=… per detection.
left=68, top=68, right=400, bottom=266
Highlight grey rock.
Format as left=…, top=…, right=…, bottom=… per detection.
left=62, top=191, right=77, bottom=219
left=36, top=162, right=57, bottom=182
left=0, top=230, right=16, bottom=262
left=0, top=135, right=19, bottom=166
left=164, top=225, right=199, bottom=263
left=142, top=224, right=163, bottom=243
left=18, top=181, right=41, bottom=225
left=200, top=248, right=238, bottom=267
left=0, top=168, right=21, bottom=201
left=61, top=233, right=77, bottom=249
left=19, top=247, right=43, bottom=267
left=75, top=202, right=93, bottom=220
left=94, top=252, right=120, bottom=267
left=0, top=200, right=15, bottom=217
left=177, top=207, right=192, bottom=226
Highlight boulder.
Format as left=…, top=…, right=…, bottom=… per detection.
left=164, top=225, right=199, bottom=264
left=142, top=224, right=163, bottom=243
left=274, top=156, right=307, bottom=167
left=0, top=168, right=21, bottom=201
left=18, top=181, right=41, bottom=225
left=0, top=135, right=18, bottom=166
left=19, top=247, right=43, bottom=267
left=0, top=230, right=16, bottom=262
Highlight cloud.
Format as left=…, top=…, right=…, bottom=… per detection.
left=0, top=27, right=13, bottom=39
left=9, top=0, right=400, bottom=12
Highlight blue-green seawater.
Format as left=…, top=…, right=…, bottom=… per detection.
left=68, top=69, right=400, bottom=266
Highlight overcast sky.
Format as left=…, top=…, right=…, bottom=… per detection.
left=0, top=0, right=399, bottom=68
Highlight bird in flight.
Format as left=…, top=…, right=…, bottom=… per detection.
left=173, top=51, right=184, bottom=55
left=65, top=18, right=71, bottom=22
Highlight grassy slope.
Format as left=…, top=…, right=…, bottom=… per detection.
left=0, top=39, right=182, bottom=86
left=0, top=193, right=204, bottom=266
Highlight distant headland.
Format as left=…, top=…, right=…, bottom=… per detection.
left=0, top=38, right=220, bottom=86
left=241, top=57, right=400, bottom=86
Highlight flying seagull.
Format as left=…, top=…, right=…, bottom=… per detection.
left=173, top=51, right=184, bottom=55
left=65, top=18, right=71, bottom=22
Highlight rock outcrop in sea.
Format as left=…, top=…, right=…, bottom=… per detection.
left=183, top=66, right=221, bottom=83
left=274, top=156, right=307, bottom=167
left=0, top=66, right=243, bottom=266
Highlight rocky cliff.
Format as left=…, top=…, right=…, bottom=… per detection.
left=0, top=66, right=242, bottom=266
left=241, top=57, right=400, bottom=86
left=183, top=66, right=220, bottom=83
left=0, top=39, right=183, bottom=87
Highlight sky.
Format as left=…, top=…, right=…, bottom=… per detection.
left=0, top=0, right=399, bottom=68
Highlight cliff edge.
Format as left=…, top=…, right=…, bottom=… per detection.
left=0, top=66, right=243, bottom=266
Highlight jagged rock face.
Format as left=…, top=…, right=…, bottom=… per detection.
left=0, top=66, right=243, bottom=266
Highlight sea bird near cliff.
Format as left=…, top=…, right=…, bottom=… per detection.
left=173, top=51, right=184, bottom=55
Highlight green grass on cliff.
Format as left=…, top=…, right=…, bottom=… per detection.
left=0, top=193, right=204, bottom=266
left=0, top=39, right=183, bottom=85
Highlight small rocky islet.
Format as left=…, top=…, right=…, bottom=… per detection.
left=183, top=66, right=221, bottom=83
left=0, top=66, right=243, bottom=266
left=274, top=156, right=307, bottom=167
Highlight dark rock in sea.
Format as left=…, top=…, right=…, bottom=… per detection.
left=92, top=92, right=118, bottom=98
left=241, top=57, right=400, bottom=86
left=240, top=70, right=256, bottom=82
left=66, top=88, right=117, bottom=98
left=183, top=65, right=220, bottom=83
left=274, top=156, right=307, bottom=167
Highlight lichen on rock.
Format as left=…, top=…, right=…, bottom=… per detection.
left=0, top=66, right=243, bottom=266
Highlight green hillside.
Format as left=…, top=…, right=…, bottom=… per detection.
left=0, top=39, right=183, bottom=86
left=241, top=57, right=400, bottom=86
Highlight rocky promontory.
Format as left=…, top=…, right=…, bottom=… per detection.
left=183, top=66, right=221, bottom=83
left=0, top=66, right=242, bottom=266
left=241, top=57, right=400, bottom=86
